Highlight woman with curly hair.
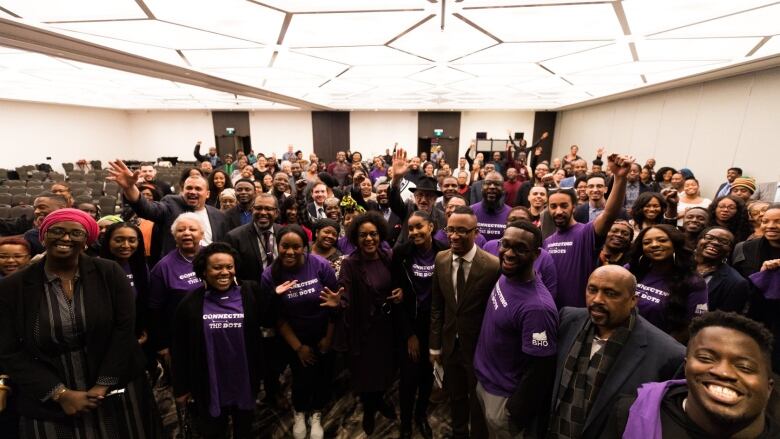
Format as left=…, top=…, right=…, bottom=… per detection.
left=629, top=192, right=676, bottom=236
left=707, top=195, right=752, bottom=244
left=627, top=224, right=708, bottom=343
left=653, top=166, right=675, bottom=192
left=206, top=169, right=232, bottom=209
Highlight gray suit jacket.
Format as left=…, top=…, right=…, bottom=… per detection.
left=429, top=247, right=500, bottom=362
left=755, top=181, right=779, bottom=202
left=549, top=307, right=685, bottom=439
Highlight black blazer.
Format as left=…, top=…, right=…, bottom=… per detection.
left=225, top=223, right=282, bottom=282
left=172, top=281, right=268, bottom=416
left=129, top=194, right=229, bottom=258
left=550, top=307, right=685, bottom=439
left=707, top=263, right=750, bottom=313
left=224, top=204, right=252, bottom=231
left=0, top=256, right=145, bottom=421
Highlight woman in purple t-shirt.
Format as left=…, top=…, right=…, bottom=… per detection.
left=627, top=225, right=708, bottom=343
left=310, top=219, right=344, bottom=277
left=392, top=211, right=449, bottom=438
left=262, top=225, right=340, bottom=439
left=172, top=243, right=266, bottom=439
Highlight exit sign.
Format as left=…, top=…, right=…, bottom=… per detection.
left=433, top=128, right=443, bottom=137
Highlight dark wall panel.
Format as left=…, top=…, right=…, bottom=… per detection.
left=212, top=111, right=250, bottom=157
left=312, top=111, right=350, bottom=163
left=533, top=111, right=557, bottom=163
left=418, top=111, right=461, bottom=164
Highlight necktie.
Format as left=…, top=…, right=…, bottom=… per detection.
left=263, top=230, right=274, bottom=265
left=456, top=257, right=466, bottom=302
left=317, top=207, right=325, bottom=218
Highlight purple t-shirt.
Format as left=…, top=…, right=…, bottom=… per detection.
left=149, top=249, right=200, bottom=313
left=483, top=239, right=559, bottom=300
left=630, top=267, right=709, bottom=330
left=543, top=222, right=597, bottom=308
left=471, top=201, right=510, bottom=241
left=474, top=275, right=558, bottom=397
left=410, top=247, right=436, bottom=306
left=369, top=167, right=386, bottom=184
left=434, top=229, right=487, bottom=249
left=202, top=286, right=254, bottom=417
left=261, top=254, right=338, bottom=341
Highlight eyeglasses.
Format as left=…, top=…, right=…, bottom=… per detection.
left=701, top=234, right=732, bottom=246
left=445, top=226, right=476, bottom=236
left=359, top=231, right=379, bottom=239
left=46, top=227, right=87, bottom=239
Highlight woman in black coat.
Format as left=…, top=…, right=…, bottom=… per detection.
left=172, top=242, right=269, bottom=439
left=392, top=210, right=449, bottom=439
left=338, top=211, right=404, bottom=435
left=0, top=208, right=159, bottom=439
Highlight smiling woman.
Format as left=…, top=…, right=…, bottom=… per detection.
left=0, top=208, right=161, bottom=438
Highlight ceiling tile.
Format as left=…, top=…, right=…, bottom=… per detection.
left=636, top=37, right=761, bottom=61
left=294, top=46, right=426, bottom=65
left=181, top=48, right=273, bottom=68
left=1, top=0, right=146, bottom=22
left=409, top=66, right=475, bottom=85
left=752, top=35, right=780, bottom=58
left=50, top=20, right=262, bottom=49
left=456, top=41, right=610, bottom=63
left=272, top=51, right=348, bottom=78
left=461, top=3, right=624, bottom=41
left=285, top=11, right=430, bottom=47
left=338, top=64, right=430, bottom=79
left=451, top=62, right=550, bottom=77
left=256, top=1, right=425, bottom=13
left=54, top=29, right=189, bottom=66
left=542, top=43, right=633, bottom=75
left=144, top=0, right=284, bottom=44
left=649, top=3, right=780, bottom=38
left=623, top=0, right=776, bottom=36
left=390, top=13, right=497, bottom=62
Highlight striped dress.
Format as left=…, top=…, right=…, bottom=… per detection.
left=19, top=272, right=159, bottom=439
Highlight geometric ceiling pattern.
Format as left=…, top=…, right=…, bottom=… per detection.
left=0, top=0, right=778, bottom=110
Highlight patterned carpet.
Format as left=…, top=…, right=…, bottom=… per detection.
left=153, top=360, right=453, bottom=438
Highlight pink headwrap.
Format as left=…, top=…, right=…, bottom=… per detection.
left=39, top=208, right=100, bottom=245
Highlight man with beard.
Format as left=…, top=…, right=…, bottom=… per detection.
left=225, top=178, right=256, bottom=230
left=289, top=162, right=303, bottom=193
left=548, top=265, right=684, bottom=439
left=517, top=162, right=549, bottom=208
left=471, top=171, right=511, bottom=242
left=470, top=163, right=496, bottom=204
left=193, top=140, right=223, bottom=167
left=695, top=227, right=750, bottom=313
left=544, top=154, right=633, bottom=309
left=609, top=311, right=777, bottom=439
left=23, top=193, right=68, bottom=255
left=405, top=155, right=424, bottom=185
left=435, top=176, right=460, bottom=212
left=389, top=148, right=447, bottom=244
left=681, top=207, right=710, bottom=250
left=430, top=206, right=501, bottom=439
left=327, top=151, right=351, bottom=186
left=108, top=159, right=228, bottom=259
left=138, top=162, right=173, bottom=196
left=560, top=159, right=589, bottom=189
left=474, top=220, right=558, bottom=437
left=376, top=181, right=403, bottom=246
left=598, top=220, right=633, bottom=266
left=433, top=195, right=488, bottom=249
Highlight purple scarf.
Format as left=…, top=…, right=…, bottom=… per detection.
left=623, top=379, right=686, bottom=439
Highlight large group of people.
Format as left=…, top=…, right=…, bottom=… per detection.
left=0, top=134, right=779, bottom=439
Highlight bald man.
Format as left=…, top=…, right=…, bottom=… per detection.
left=547, top=266, right=685, bottom=439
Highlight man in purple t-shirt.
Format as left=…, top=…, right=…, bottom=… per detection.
left=474, top=220, right=558, bottom=437
left=471, top=171, right=511, bottom=241
left=544, top=153, right=634, bottom=308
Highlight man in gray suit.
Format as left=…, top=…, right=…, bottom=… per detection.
left=430, top=205, right=501, bottom=439
left=755, top=180, right=780, bottom=203
left=547, top=265, right=685, bottom=439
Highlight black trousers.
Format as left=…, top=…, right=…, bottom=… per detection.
left=399, top=308, right=434, bottom=428
left=288, top=344, right=334, bottom=413
left=261, top=335, right=288, bottom=401
left=444, top=338, right=488, bottom=439
left=194, top=407, right=254, bottom=439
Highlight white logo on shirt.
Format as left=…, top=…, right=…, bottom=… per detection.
left=532, top=331, right=549, bottom=347
left=695, top=304, right=708, bottom=314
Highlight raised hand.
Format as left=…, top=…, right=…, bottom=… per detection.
left=597, top=147, right=606, bottom=157
left=540, top=131, right=549, bottom=140
left=319, top=286, right=343, bottom=307
left=392, top=148, right=409, bottom=181
left=662, top=188, right=679, bottom=206
left=607, top=154, right=635, bottom=178
left=275, top=280, right=298, bottom=295
left=106, top=159, right=140, bottom=190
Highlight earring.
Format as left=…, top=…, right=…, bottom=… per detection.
left=672, top=252, right=676, bottom=264
left=234, top=277, right=239, bottom=286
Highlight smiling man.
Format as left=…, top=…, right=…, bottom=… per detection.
left=471, top=171, right=511, bottom=241
left=474, top=220, right=558, bottom=437
left=548, top=265, right=684, bottom=439
left=611, top=311, right=777, bottom=439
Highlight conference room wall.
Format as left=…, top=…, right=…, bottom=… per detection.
left=0, top=100, right=129, bottom=172
left=552, top=66, right=780, bottom=197
left=350, top=111, right=418, bottom=158
left=249, top=110, right=313, bottom=158
left=459, top=111, right=536, bottom=157
left=127, top=110, right=214, bottom=161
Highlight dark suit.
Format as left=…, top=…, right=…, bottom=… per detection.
left=128, top=194, right=229, bottom=258
left=714, top=181, right=730, bottom=199
left=573, top=203, right=629, bottom=224
left=224, top=204, right=253, bottom=231
left=0, top=256, right=146, bottom=421
left=430, top=247, right=500, bottom=439
left=225, top=223, right=282, bottom=282
left=549, top=307, right=685, bottom=439
left=706, top=263, right=750, bottom=313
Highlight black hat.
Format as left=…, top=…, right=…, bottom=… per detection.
left=409, top=176, right=443, bottom=196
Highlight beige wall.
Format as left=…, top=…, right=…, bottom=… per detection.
left=127, top=110, right=214, bottom=161
left=350, top=111, right=418, bottom=159
left=553, top=67, right=780, bottom=196
left=249, top=110, right=313, bottom=159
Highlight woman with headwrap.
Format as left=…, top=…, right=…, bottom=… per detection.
left=0, top=208, right=161, bottom=438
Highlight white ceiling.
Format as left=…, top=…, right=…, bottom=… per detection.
left=0, top=0, right=778, bottom=110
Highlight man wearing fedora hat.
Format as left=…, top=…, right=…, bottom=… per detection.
left=389, top=148, right=447, bottom=244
